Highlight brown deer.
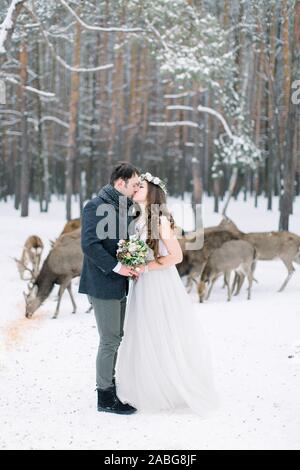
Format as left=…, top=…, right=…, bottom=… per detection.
left=60, top=218, right=81, bottom=235
left=24, top=228, right=83, bottom=319
left=198, top=240, right=257, bottom=302
left=220, top=217, right=300, bottom=292
left=50, top=218, right=81, bottom=247
left=14, top=235, right=44, bottom=280
left=177, top=228, right=240, bottom=291
left=49, top=217, right=93, bottom=314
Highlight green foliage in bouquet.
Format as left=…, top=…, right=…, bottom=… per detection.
left=117, top=235, right=149, bottom=267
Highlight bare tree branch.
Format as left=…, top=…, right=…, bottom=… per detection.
left=59, top=0, right=145, bottom=33
left=5, top=76, right=56, bottom=98
left=149, top=121, right=199, bottom=128
left=197, top=105, right=234, bottom=140
left=24, top=5, right=114, bottom=73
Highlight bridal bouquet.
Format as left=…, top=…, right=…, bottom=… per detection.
left=116, top=234, right=149, bottom=269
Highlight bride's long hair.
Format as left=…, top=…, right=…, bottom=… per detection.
left=138, top=182, right=176, bottom=263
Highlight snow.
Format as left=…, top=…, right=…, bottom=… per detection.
left=0, top=194, right=300, bottom=450
left=4, top=77, right=56, bottom=100
left=164, top=91, right=197, bottom=98
left=24, top=86, right=55, bottom=98
left=149, top=120, right=199, bottom=128
left=166, top=105, right=194, bottom=111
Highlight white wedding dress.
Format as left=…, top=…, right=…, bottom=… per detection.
left=115, top=215, right=220, bottom=416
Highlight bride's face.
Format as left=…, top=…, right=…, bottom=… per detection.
left=133, top=180, right=148, bottom=203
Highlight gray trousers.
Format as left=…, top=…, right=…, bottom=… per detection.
left=88, top=294, right=127, bottom=390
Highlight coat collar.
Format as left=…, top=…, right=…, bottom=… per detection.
left=98, top=184, right=133, bottom=212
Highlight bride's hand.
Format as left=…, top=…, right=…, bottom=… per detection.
left=134, top=265, right=148, bottom=275
left=119, top=265, right=138, bottom=278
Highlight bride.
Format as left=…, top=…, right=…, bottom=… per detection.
left=115, top=173, right=220, bottom=416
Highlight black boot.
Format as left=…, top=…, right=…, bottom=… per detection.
left=97, top=387, right=137, bottom=415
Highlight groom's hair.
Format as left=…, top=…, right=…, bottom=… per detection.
left=110, top=162, right=140, bottom=185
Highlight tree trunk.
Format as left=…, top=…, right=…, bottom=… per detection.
left=266, top=3, right=276, bottom=211
left=20, top=41, right=29, bottom=217
left=191, top=87, right=202, bottom=206
left=222, top=166, right=238, bottom=216
left=66, top=10, right=82, bottom=220
left=279, top=0, right=299, bottom=230
left=34, top=39, right=48, bottom=212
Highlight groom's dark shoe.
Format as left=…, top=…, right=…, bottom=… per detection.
left=97, top=387, right=137, bottom=415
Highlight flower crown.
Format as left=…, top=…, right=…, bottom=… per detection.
left=140, top=172, right=168, bottom=195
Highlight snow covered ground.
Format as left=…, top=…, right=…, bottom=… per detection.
left=0, top=194, right=299, bottom=450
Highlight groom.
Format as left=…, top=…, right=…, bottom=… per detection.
left=79, top=162, right=141, bottom=414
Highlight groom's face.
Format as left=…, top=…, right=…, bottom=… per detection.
left=114, top=174, right=140, bottom=199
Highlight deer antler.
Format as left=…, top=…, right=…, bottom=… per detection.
left=13, top=257, right=36, bottom=280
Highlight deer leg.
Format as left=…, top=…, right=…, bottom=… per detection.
left=237, top=273, right=246, bottom=295
left=245, top=267, right=254, bottom=300
left=278, top=271, right=294, bottom=292
left=205, top=277, right=218, bottom=301
left=187, top=272, right=200, bottom=293
left=235, top=272, right=245, bottom=296
left=198, top=281, right=206, bottom=303
left=53, top=284, right=67, bottom=319
left=67, top=283, right=77, bottom=314
left=191, top=274, right=200, bottom=292
left=231, top=272, right=239, bottom=295
left=186, top=274, right=194, bottom=293
left=251, top=260, right=259, bottom=284
left=224, top=271, right=232, bottom=302
left=278, top=258, right=295, bottom=292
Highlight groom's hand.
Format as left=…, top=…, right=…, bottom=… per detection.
left=119, top=265, right=139, bottom=278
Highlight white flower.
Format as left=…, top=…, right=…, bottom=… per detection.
left=145, top=172, right=152, bottom=180
left=153, top=177, right=160, bottom=185
left=129, top=234, right=138, bottom=241
left=128, top=243, right=138, bottom=253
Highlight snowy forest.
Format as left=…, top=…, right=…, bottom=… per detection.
left=0, top=0, right=299, bottom=229
left=1, top=0, right=300, bottom=451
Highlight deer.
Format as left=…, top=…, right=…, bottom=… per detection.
left=177, top=228, right=240, bottom=292
left=198, top=240, right=257, bottom=302
left=60, top=218, right=81, bottom=235
left=24, top=228, right=83, bottom=319
left=219, top=217, right=300, bottom=292
left=49, top=218, right=81, bottom=247
left=49, top=217, right=93, bottom=314
left=58, top=218, right=92, bottom=312
left=14, top=235, right=44, bottom=280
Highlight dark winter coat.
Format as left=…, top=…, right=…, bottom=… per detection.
left=78, top=184, right=135, bottom=300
